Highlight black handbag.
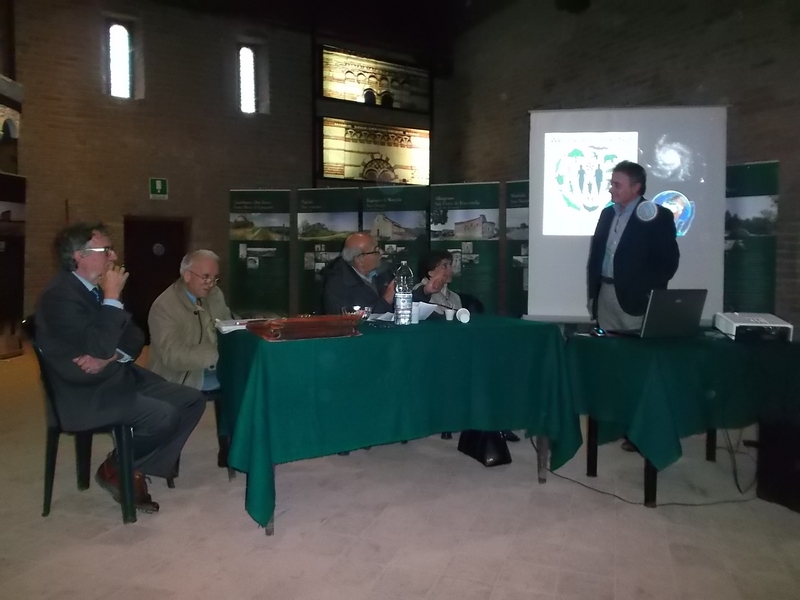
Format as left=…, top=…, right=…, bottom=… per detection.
left=457, top=430, right=512, bottom=467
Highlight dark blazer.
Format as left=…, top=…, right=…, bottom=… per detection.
left=587, top=198, right=680, bottom=318
left=320, top=258, right=428, bottom=315
left=320, top=258, right=394, bottom=315
left=34, top=269, right=150, bottom=431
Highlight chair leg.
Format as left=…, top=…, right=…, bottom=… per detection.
left=211, top=392, right=235, bottom=478
left=113, top=425, right=137, bottom=524
left=166, top=457, right=179, bottom=489
left=212, top=395, right=231, bottom=469
left=74, top=432, right=93, bottom=490
left=43, top=427, right=60, bottom=517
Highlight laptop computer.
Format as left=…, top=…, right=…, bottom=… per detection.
left=609, top=289, right=708, bottom=339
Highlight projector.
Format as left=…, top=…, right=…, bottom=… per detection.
left=713, top=312, right=793, bottom=342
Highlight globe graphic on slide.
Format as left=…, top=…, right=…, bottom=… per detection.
left=652, top=190, right=695, bottom=236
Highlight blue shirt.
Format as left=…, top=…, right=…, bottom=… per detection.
left=71, top=272, right=131, bottom=362
left=601, top=197, right=640, bottom=278
left=351, top=265, right=378, bottom=292
left=185, top=289, right=220, bottom=392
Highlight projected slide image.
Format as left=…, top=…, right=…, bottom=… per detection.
left=543, top=131, right=638, bottom=236
left=646, top=135, right=702, bottom=183
left=431, top=209, right=499, bottom=241
left=652, top=190, right=695, bottom=236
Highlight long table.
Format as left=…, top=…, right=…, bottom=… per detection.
left=217, top=316, right=582, bottom=529
left=566, top=332, right=800, bottom=505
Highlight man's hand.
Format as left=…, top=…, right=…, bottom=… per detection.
left=99, top=265, right=129, bottom=301
left=423, top=276, right=445, bottom=296
left=73, top=354, right=117, bottom=375
left=382, top=279, right=396, bottom=303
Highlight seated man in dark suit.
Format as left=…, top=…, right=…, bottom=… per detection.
left=35, top=222, right=206, bottom=512
left=321, top=232, right=440, bottom=315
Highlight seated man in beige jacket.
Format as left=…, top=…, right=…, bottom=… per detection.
left=147, top=250, right=232, bottom=469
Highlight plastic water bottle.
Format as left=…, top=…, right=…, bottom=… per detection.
left=394, top=261, right=414, bottom=326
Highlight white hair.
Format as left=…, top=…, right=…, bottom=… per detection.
left=341, top=245, right=361, bottom=264
left=180, top=249, right=220, bottom=275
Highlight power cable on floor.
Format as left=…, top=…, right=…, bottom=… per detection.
left=530, top=437, right=757, bottom=507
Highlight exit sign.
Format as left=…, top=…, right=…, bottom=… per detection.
left=149, top=178, right=168, bottom=200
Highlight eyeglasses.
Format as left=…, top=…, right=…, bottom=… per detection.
left=83, top=246, right=114, bottom=256
left=188, top=270, right=220, bottom=285
left=358, top=249, right=382, bottom=258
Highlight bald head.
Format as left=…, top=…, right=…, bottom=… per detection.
left=343, top=232, right=382, bottom=275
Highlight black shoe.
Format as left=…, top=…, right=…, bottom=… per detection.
left=501, top=430, right=520, bottom=442
left=441, top=432, right=453, bottom=440
left=621, top=439, right=638, bottom=452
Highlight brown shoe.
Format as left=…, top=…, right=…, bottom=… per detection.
left=95, top=454, right=159, bottom=513
left=131, top=472, right=159, bottom=513
left=95, top=454, right=121, bottom=503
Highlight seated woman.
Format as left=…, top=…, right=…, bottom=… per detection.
left=414, top=250, right=519, bottom=442
left=414, top=250, right=461, bottom=317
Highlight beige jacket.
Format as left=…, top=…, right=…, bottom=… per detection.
left=147, top=279, right=232, bottom=390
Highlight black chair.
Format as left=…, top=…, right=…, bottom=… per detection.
left=459, top=293, right=485, bottom=315
left=22, top=315, right=162, bottom=524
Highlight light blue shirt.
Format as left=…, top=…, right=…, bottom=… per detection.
left=185, top=289, right=220, bottom=392
left=71, top=272, right=131, bottom=362
left=601, top=197, right=640, bottom=278
left=351, top=265, right=378, bottom=292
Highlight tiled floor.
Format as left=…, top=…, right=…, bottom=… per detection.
left=1, top=349, right=799, bottom=599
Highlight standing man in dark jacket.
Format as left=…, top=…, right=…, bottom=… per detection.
left=587, top=162, right=680, bottom=452
left=35, top=222, right=206, bottom=512
left=322, top=232, right=440, bottom=315
left=587, top=161, right=680, bottom=331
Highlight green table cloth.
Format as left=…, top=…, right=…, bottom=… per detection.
left=567, top=332, right=800, bottom=471
left=218, top=316, right=582, bottom=528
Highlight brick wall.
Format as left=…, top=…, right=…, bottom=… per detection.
left=433, top=0, right=800, bottom=323
left=15, top=0, right=312, bottom=312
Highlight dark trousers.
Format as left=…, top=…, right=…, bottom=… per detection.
left=115, top=369, right=206, bottom=478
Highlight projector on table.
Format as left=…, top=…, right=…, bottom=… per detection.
left=713, top=312, right=793, bottom=342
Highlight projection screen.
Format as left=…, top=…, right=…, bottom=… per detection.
left=527, top=106, right=727, bottom=322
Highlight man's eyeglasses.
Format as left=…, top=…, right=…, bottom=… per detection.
left=188, top=270, right=220, bottom=285
left=358, top=249, right=382, bottom=258
left=83, top=246, right=114, bottom=256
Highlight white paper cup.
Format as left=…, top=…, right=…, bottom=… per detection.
left=456, top=308, right=470, bottom=323
left=411, top=302, right=420, bottom=324
left=444, top=308, right=456, bottom=321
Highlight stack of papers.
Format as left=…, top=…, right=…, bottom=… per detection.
left=367, top=302, right=438, bottom=322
